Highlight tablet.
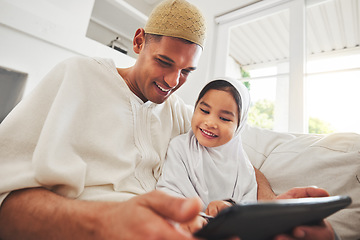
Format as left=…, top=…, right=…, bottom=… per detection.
left=194, top=195, right=351, bottom=240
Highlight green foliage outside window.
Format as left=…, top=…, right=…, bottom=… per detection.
left=308, top=117, right=335, bottom=134
left=248, top=99, right=274, bottom=129
left=240, top=66, right=251, bottom=91
left=247, top=100, right=334, bottom=134
left=240, top=66, right=334, bottom=134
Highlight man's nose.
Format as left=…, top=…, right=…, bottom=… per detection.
left=164, top=71, right=180, bottom=88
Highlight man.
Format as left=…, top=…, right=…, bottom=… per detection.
left=0, top=0, right=336, bottom=239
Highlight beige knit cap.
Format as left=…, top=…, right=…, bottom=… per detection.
left=144, top=0, right=206, bottom=48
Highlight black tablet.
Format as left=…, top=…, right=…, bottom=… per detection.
left=194, top=195, right=351, bottom=240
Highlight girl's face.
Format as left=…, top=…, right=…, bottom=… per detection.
left=191, top=89, right=239, bottom=148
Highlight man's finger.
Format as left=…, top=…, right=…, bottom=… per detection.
left=139, top=190, right=202, bottom=223
left=277, top=187, right=329, bottom=199
left=292, top=220, right=334, bottom=240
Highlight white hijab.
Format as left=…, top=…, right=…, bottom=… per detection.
left=157, top=77, right=257, bottom=207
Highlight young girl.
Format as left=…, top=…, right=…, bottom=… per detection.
left=156, top=77, right=257, bottom=227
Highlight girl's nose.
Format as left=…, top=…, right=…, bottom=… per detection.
left=204, top=119, right=218, bottom=129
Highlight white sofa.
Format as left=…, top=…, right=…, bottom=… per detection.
left=241, top=124, right=360, bottom=240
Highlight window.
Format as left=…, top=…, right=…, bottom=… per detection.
left=306, top=54, right=360, bottom=133
left=213, top=0, right=360, bottom=133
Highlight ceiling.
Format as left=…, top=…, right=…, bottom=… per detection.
left=229, top=0, right=360, bottom=69
left=88, top=0, right=360, bottom=69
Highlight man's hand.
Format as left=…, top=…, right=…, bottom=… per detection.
left=205, top=200, right=232, bottom=217
left=273, top=220, right=335, bottom=240
left=272, top=186, right=334, bottom=240
left=179, top=215, right=207, bottom=234
left=255, top=166, right=336, bottom=240
left=94, top=190, right=204, bottom=240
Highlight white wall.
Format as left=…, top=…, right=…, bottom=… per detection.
left=0, top=0, right=135, bottom=97
left=0, top=0, right=222, bottom=107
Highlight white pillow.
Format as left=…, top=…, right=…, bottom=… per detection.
left=244, top=127, right=360, bottom=240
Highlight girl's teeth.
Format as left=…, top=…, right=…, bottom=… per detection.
left=202, top=129, right=215, bottom=137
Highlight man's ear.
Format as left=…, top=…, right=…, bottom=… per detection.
left=133, top=28, right=145, bottom=54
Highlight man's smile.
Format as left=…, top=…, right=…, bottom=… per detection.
left=155, top=82, right=172, bottom=93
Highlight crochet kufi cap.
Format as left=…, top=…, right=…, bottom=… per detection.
left=144, top=0, right=206, bottom=48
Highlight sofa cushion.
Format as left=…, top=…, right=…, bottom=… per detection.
left=242, top=125, right=360, bottom=240
left=241, top=124, right=296, bottom=168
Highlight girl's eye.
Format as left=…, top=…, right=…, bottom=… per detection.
left=200, top=108, right=209, bottom=114
left=220, top=117, right=231, bottom=122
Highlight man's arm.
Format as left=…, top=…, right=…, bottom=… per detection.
left=254, top=167, right=276, bottom=200
left=0, top=188, right=97, bottom=239
left=0, top=188, right=202, bottom=240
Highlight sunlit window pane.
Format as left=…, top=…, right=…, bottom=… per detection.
left=306, top=55, right=360, bottom=133
left=246, top=75, right=277, bottom=130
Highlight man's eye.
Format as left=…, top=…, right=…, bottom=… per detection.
left=220, top=117, right=231, bottom=122
left=181, top=69, right=191, bottom=76
left=200, top=108, right=209, bottom=114
left=157, top=58, right=171, bottom=67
